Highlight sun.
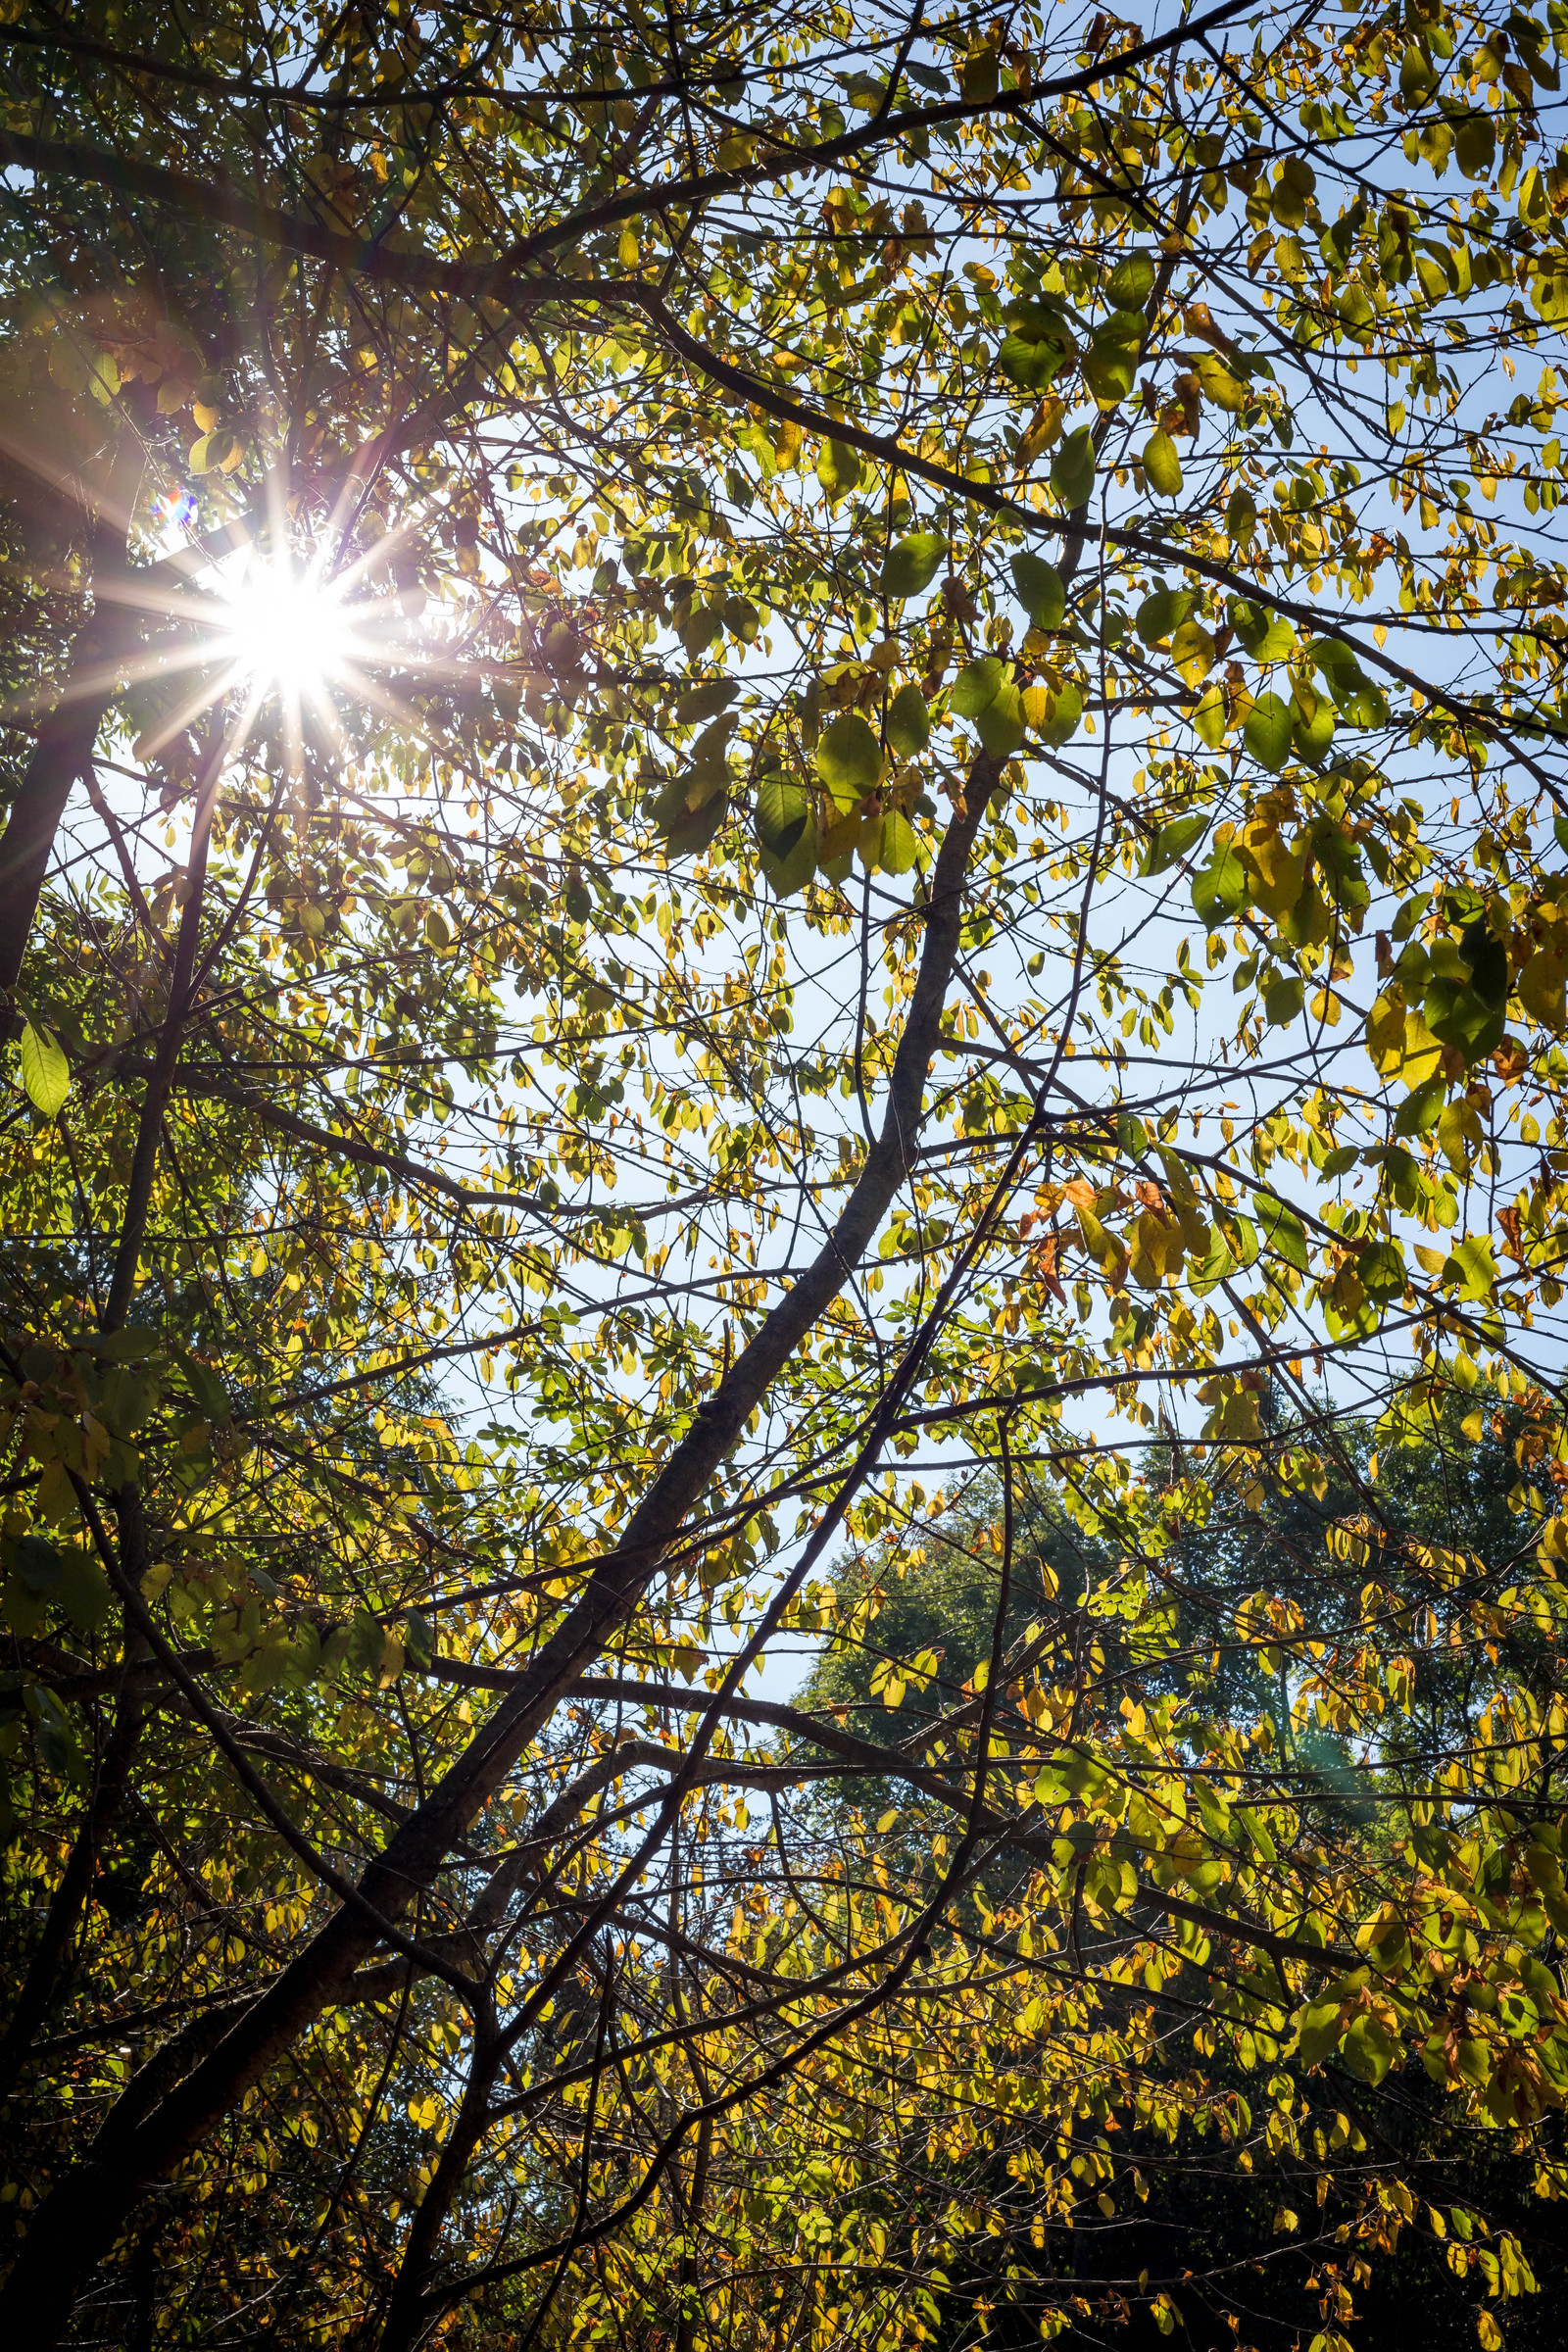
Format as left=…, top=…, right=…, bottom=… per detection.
left=104, top=515, right=443, bottom=785
left=214, top=553, right=355, bottom=701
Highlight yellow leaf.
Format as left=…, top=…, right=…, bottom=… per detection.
left=1368, top=989, right=1446, bottom=1086
left=1170, top=619, right=1215, bottom=686
left=816, top=437, right=864, bottom=509
left=1195, top=350, right=1249, bottom=412
left=1393, top=1010, right=1445, bottom=1092
left=1143, top=427, right=1184, bottom=496
left=1128, top=1210, right=1184, bottom=1288
left=19, top=1020, right=70, bottom=1118
left=34, top=1456, right=78, bottom=1526
left=1194, top=685, right=1228, bottom=748
left=1076, top=1207, right=1129, bottom=1290
left=1016, top=396, right=1065, bottom=466
left=1238, top=822, right=1305, bottom=920
left=1519, top=949, right=1565, bottom=1026
left=1437, top=1098, right=1483, bottom=1173
left=1366, top=988, right=1405, bottom=1069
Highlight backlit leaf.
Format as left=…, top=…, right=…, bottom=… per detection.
left=19, top=1021, right=70, bottom=1118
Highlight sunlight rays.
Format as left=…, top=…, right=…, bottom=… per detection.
left=0, top=426, right=531, bottom=815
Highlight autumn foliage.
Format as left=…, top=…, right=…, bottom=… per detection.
left=4, top=0, right=1568, bottom=2345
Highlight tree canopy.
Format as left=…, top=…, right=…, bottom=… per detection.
left=5, top=0, right=1568, bottom=2345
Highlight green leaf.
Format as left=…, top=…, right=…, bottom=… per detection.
left=1193, top=685, right=1228, bottom=749
left=8, top=1533, right=66, bottom=1595
left=1236, top=1805, right=1277, bottom=1864
left=999, top=332, right=1069, bottom=391
left=755, top=774, right=819, bottom=891
left=1192, top=849, right=1249, bottom=925
left=1263, top=973, right=1304, bottom=1025
left=1142, top=811, right=1207, bottom=875
left=1051, top=426, right=1096, bottom=509
left=1303, top=636, right=1358, bottom=699
left=1424, top=977, right=1504, bottom=1063
left=1136, top=588, right=1196, bottom=647
left=684, top=715, right=736, bottom=806
left=1306, top=638, right=1387, bottom=728
left=756, top=774, right=813, bottom=860
left=1106, top=251, right=1156, bottom=308
left=1258, top=1194, right=1309, bottom=1270
left=1083, top=339, right=1138, bottom=405
left=182, top=1357, right=232, bottom=1425
left=1244, top=691, right=1295, bottom=772
left=1294, top=1998, right=1346, bottom=2069
left=649, top=773, right=727, bottom=857
left=346, top=1611, right=386, bottom=1678
left=958, top=43, right=999, bottom=101
left=1443, top=1235, right=1498, bottom=1301
left=951, top=658, right=1006, bottom=719
left=1399, top=40, right=1438, bottom=103
left=1342, top=2013, right=1396, bottom=2085
left=19, top=1021, right=70, bottom=1118
left=1143, top=429, right=1183, bottom=497
left=1455, top=111, right=1495, bottom=180
left=1033, top=678, right=1082, bottom=747
left=886, top=682, right=930, bottom=759
left=1225, top=486, right=1257, bottom=540
left=1339, top=679, right=1390, bottom=730
left=1519, top=948, right=1566, bottom=1025
left=815, top=712, right=882, bottom=805
left=1459, top=918, right=1508, bottom=1009
left=56, top=1550, right=112, bottom=1635
left=674, top=677, right=738, bottom=725
left=1228, top=598, right=1296, bottom=662
left=976, top=680, right=1025, bottom=758
left=1358, top=1239, right=1406, bottom=1302
left=873, top=808, right=918, bottom=875
left=1216, top=1211, right=1260, bottom=1268
left=1194, top=350, right=1249, bottom=413
left=676, top=677, right=743, bottom=719
left=816, top=437, right=864, bottom=509
left=761, top=822, right=818, bottom=898
left=1292, top=692, right=1336, bottom=763
left=1394, top=1076, right=1445, bottom=1136
left=997, top=306, right=1072, bottom=392
left=35, top=1711, right=81, bottom=1782
left=1010, top=551, right=1064, bottom=627
left=880, top=532, right=946, bottom=601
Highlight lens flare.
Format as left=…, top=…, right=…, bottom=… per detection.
left=215, top=556, right=353, bottom=700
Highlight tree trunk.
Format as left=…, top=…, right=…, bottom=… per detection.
left=0, top=435, right=143, bottom=1000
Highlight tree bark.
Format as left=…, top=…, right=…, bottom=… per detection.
left=0, top=435, right=144, bottom=1000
